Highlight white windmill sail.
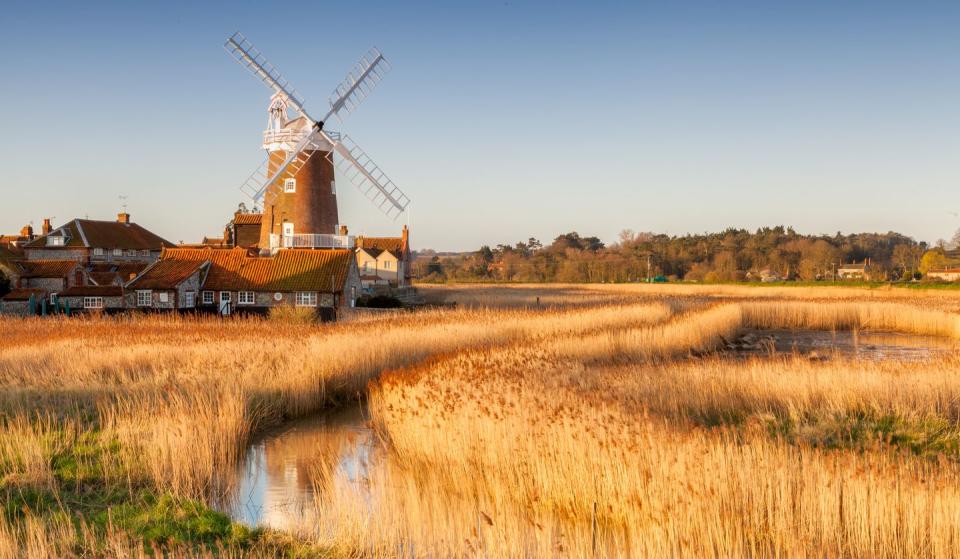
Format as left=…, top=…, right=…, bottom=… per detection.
left=225, top=33, right=409, bottom=219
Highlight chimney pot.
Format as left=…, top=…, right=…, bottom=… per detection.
left=42, top=218, right=52, bottom=235
left=339, top=225, right=349, bottom=236
left=20, top=224, right=33, bottom=238
left=117, top=212, right=130, bottom=224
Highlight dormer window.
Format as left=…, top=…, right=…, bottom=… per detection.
left=47, top=236, right=65, bottom=247
left=284, top=178, right=296, bottom=193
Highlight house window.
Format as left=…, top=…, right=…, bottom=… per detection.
left=383, top=261, right=391, bottom=270
left=350, top=286, right=356, bottom=308
left=158, top=292, right=169, bottom=304
left=83, top=297, right=103, bottom=309
left=284, top=178, right=296, bottom=193
left=136, top=290, right=152, bottom=307
left=362, top=262, right=369, bottom=272
left=295, top=292, right=317, bottom=307
left=184, top=292, right=196, bottom=308
left=140, top=250, right=150, bottom=257
left=126, top=249, right=137, bottom=257
left=47, top=236, right=65, bottom=247
left=238, top=291, right=255, bottom=305
left=50, top=293, right=58, bottom=304
left=113, top=249, right=123, bottom=257
left=202, top=291, right=214, bottom=305
left=93, top=248, right=105, bottom=258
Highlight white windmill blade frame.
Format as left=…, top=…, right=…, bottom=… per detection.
left=323, top=48, right=391, bottom=124
left=323, top=133, right=409, bottom=219
left=224, top=32, right=312, bottom=120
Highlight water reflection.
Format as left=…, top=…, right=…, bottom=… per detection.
left=217, top=405, right=376, bottom=531
left=732, top=329, right=958, bottom=361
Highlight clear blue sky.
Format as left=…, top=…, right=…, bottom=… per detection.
left=1, top=1, right=958, bottom=250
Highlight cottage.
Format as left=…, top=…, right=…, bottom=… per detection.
left=355, top=225, right=412, bottom=288
left=0, top=288, right=48, bottom=316
left=58, top=286, right=125, bottom=314
left=927, top=268, right=960, bottom=282
left=837, top=260, right=872, bottom=280
left=125, top=258, right=210, bottom=310
left=17, top=260, right=87, bottom=299
left=155, top=247, right=360, bottom=319
left=22, top=214, right=175, bottom=264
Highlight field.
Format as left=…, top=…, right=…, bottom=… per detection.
left=2, top=284, right=960, bottom=557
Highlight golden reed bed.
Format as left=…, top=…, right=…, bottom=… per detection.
left=1, top=285, right=959, bottom=557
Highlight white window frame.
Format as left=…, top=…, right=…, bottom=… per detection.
left=83, top=297, right=103, bottom=309
left=93, top=248, right=105, bottom=257
left=350, top=286, right=356, bottom=308
left=113, top=249, right=123, bottom=257
left=47, top=236, right=65, bottom=247
left=126, top=249, right=137, bottom=257
left=284, top=178, right=296, bottom=193
left=331, top=180, right=337, bottom=195
left=295, top=291, right=318, bottom=307
left=383, top=260, right=391, bottom=270
left=184, top=292, right=196, bottom=308
left=136, top=290, right=152, bottom=307
left=238, top=291, right=255, bottom=305
left=220, top=291, right=232, bottom=304
left=202, top=291, right=214, bottom=305
left=158, top=292, right=170, bottom=304
left=140, top=249, right=150, bottom=257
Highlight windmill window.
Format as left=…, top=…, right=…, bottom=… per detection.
left=331, top=180, right=337, bottom=195
left=284, top=178, right=296, bottom=193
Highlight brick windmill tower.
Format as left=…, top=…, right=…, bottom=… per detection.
left=226, top=33, right=411, bottom=254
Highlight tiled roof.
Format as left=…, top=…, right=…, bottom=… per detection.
left=358, top=237, right=403, bottom=253
left=1, top=288, right=47, bottom=302
left=24, top=219, right=174, bottom=250
left=357, top=247, right=384, bottom=258
left=126, top=259, right=209, bottom=290
left=201, top=237, right=228, bottom=247
left=89, top=272, right=122, bottom=286
left=838, top=263, right=867, bottom=270
left=59, top=285, right=123, bottom=297
left=19, top=260, right=80, bottom=278
left=160, top=247, right=354, bottom=292
left=233, top=213, right=263, bottom=225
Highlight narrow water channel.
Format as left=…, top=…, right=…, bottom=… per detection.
left=216, top=405, right=377, bottom=531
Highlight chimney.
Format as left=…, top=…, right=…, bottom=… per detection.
left=117, top=212, right=130, bottom=224
left=41, top=218, right=52, bottom=236
left=339, top=225, right=349, bottom=236
left=401, top=224, right=410, bottom=251
left=20, top=224, right=33, bottom=239
left=224, top=225, right=233, bottom=247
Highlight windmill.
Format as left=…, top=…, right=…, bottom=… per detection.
left=224, top=32, right=410, bottom=252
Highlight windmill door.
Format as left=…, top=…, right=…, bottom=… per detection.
left=282, top=222, right=294, bottom=248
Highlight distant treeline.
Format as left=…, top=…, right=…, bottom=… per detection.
left=414, top=227, right=960, bottom=283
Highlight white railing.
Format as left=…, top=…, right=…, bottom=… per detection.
left=270, top=234, right=355, bottom=250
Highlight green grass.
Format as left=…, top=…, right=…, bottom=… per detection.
left=0, top=427, right=332, bottom=557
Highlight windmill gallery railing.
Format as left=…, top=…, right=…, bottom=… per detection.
left=269, top=234, right=355, bottom=250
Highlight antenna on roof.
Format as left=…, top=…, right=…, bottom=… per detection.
left=119, top=194, right=129, bottom=212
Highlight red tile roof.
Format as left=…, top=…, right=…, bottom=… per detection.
left=24, top=219, right=174, bottom=250
left=126, top=259, right=209, bottom=290
left=59, top=285, right=123, bottom=297
left=19, top=260, right=80, bottom=279
left=160, top=247, right=354, bottom=292
left=1, top=288, right=47, bottom=301
left=233, top=213, right=263, bottom=225
left=358, top=237, right=403, bottom=254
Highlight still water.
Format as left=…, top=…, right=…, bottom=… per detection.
left=216, top=405, right=377, bottom=531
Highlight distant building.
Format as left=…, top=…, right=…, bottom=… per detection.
left=837, top=260, right=872, bottom=280
left=927, top=268, right=960, bottom=282
left=58, top=285, right=125, bottom=314
left=22, top=214, right=174, bottom=264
